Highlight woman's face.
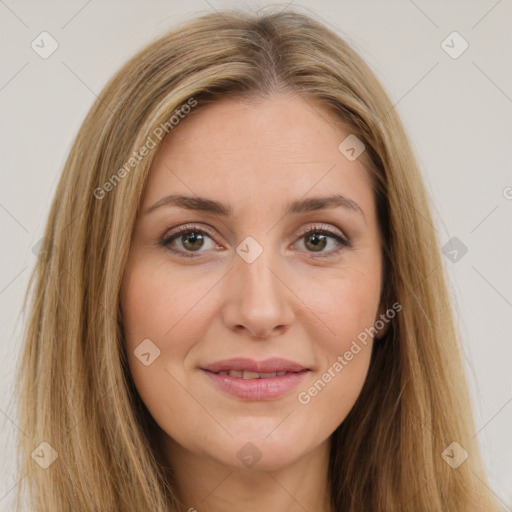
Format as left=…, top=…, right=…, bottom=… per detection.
left=120, top=94, right=384, bottom=472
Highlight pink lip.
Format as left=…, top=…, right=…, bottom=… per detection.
left=200, top=357, right=311, bottom=400
left=201, top=357, right=308, bottom=373
left=201, top=368, right=310, bottom=400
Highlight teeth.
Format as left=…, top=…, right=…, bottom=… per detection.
left=242, top=371, right=261, bottom=379
left=216, top=370, right=287, bottom=378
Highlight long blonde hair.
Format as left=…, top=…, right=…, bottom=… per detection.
left=13, top=7, right=501, bottom=511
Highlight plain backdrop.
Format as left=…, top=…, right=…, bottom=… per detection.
left=1, top=1, right=511, bottom=510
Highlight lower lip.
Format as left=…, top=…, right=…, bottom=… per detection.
left=201, top=369, right=310, bottom=400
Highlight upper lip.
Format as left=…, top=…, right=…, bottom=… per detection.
left=201, top=357, right=309, bottom=373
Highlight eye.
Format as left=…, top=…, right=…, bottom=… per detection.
left=160, top=224, right=219, bottom=258
left=293, top=224, right=350, bottom=258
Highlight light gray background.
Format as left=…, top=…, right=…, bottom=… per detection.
left=1, top=1, right=511, bottom=510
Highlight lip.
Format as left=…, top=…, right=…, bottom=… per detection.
left=200, top=357, right=311, bottom=401
left=201, top=357, right=308, bottom=374
left=201, top=369, right=310, bottom=400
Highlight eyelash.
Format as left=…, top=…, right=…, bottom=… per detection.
left=159, top=223, right=350, bottom=259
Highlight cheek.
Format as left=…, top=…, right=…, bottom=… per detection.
left=292, top=262, right=380, bottom=417
left=120, top=256, right=220, bottom=408
left=121, top=257, right=215, bottom=346
left=301, top=262, right=381, bottom=356
left=120, top=259, right=213, bottom=436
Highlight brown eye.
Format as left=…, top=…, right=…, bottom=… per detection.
left=180, top=231, right=205, bottom=251
left=295, top=226, right=350, bottom=258
left=304, top=232, right=328, bottom=252
left=160, top=225, right=218, bottom=257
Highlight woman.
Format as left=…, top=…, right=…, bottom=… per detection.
left=14, top=7, right=502, bottom=512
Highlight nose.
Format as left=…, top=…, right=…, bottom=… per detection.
left=221, top=243, right=295, bottom=339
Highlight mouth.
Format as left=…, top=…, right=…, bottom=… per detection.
left=200, top=359, right=311, bottom=400
left=204, top=369, right=309, bottom=379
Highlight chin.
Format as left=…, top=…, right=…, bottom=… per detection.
left=208, top=430, right=319, bottom=472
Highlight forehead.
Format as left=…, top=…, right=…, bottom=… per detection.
left=157, top=93, right=357, bottom=161
left=142, top=94, right=374, bottom=215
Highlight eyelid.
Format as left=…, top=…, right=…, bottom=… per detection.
left=162, top=223, right=217, bottom=241
left=295, top=223, right=347, bottom=242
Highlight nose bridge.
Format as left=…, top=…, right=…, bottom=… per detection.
left=238, top=239, right=278, bottom=301
left=222, top=234, right=293, bottom=337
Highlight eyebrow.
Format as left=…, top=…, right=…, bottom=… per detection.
left=144, top=193, right=365, bottom=219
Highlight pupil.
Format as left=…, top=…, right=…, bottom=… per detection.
left=307, top=233, right=326, bottom=251
left=183, top=232, right=203, bottom=250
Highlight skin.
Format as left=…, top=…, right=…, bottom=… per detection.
left=120, top=93, right=386, bottom=512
